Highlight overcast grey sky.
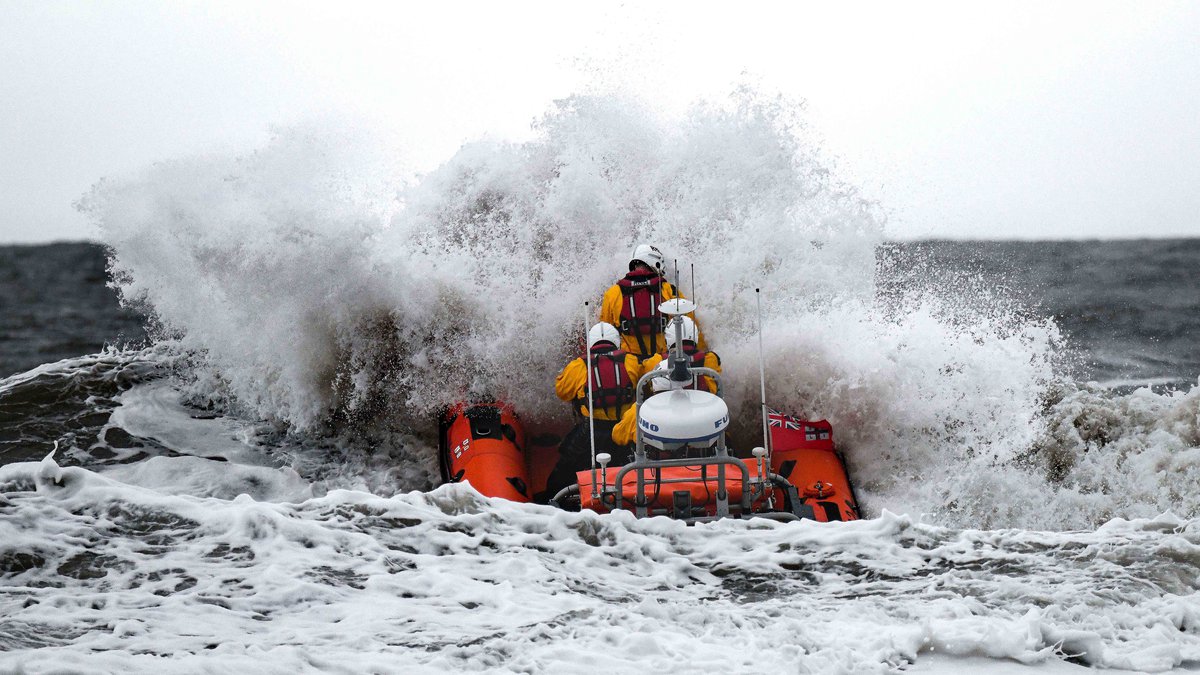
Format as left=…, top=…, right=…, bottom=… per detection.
left=2, top=0, right=1198, bottom=243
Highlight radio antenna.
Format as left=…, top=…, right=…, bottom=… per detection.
left=756, top=289, right=772, bottom=468
left=584, top=301, right=597, bottom=499
left=690, top=263, right=695, bottom=308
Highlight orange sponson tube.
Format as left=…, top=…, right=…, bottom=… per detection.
left=768, top=417, right=859, bottom=522
left=442, top=403, right=531, bottom=502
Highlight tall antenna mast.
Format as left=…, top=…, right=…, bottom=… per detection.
left=756, top=289, right=772, bottom=468
left=671, top=258, right=680, bottom=361
left=584, top=301, right=598, bottom=499
left=690, top=263, right=695, bottom=308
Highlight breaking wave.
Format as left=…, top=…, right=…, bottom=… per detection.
left=78, top=91, right=1199, bottom=529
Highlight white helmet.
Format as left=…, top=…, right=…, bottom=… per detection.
left=629, top=244, right=665, bottom=274
left=665, top=315, right=698, bottom=348
left=587, top=322, right=620, bottom=350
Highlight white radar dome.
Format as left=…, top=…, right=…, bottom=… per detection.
left=637, top=389, right=729, bottom=450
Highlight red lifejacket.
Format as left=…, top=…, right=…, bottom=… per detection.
left=586, top=347, right=634, bottom=416
left=617, top=270, right=666, bottom=356
left=659, top=344, right=716, bottom=392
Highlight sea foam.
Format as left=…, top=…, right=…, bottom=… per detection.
left=2, top=458, right=1197, bottom=672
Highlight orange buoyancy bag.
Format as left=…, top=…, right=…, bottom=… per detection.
left=442, top=403, right=531, bottom=502
left=617, top=270, right=665, bottom=338
left=588, top=348, right=634, bottom=416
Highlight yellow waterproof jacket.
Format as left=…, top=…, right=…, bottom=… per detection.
left=612, top=403, right=640, bottom=446
left=610, top=351, right=722, bottom=446
left=639, top=350, right=722, bottom=394
left=599, top=279, right=705, bottom=359
left=554, top=351, right=645, bottom=421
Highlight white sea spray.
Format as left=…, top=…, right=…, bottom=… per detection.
left=77, top=91, right=1199, bottom=530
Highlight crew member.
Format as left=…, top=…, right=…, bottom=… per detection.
left=610, top=367, right=673, bottom=447
left=610, top=329, right=720, bottom=449
left=542, top=322, right=644, bottom=503
left=639, top=316, right=721, bottom=394
left=599, top=244, right=702, bottom=361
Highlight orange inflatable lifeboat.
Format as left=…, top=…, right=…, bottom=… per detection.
left=440, top=400, right=859, bottom=522
left=438, top=306, right=859, bottom=523
left=439, top=404, right=859, bottom=522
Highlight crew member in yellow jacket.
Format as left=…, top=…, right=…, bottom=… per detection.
left=553, top=323, right=644, bottom=422
left=599, top=244, right=703, bottom=361
left=542, top=322, right=646, bottom=503
left=637, top=315, right=721, bottom=395
left=611, top=399, right=643, bottom=447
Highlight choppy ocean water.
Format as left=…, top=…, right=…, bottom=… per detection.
left=2, top=100, right=1199, bottom=672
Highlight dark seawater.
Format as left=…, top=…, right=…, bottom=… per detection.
left=878, top=238, right=1199, bottom=390
left=0, top=242, right=147, bottom=378
left=0, top=243, right=154, bottom=466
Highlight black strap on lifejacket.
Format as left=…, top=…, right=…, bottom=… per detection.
left=617, top=270, right=666, bottom=358
left=585, top=348, right=634, bottom=418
